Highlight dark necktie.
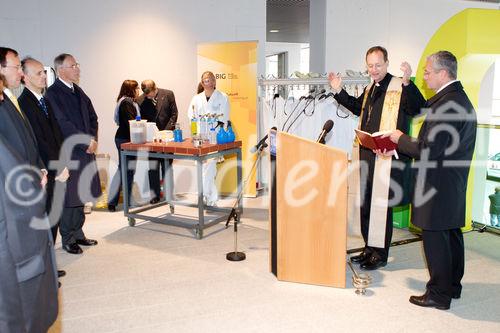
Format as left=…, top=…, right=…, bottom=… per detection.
left=39, top=97, right=49, bottom=117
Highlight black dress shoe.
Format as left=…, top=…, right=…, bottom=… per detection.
left=409, top=294, right=450, bottom=310
left=350, top=251, right=370, bottom=263
left=150, top=197, right=160, bottom=204
left=107, top=204, right=116, bottom=212
left=76, top=238, right=98, bottom=246
left=63, top=243, right=83, bottom=254
left=58, top=270, right=66, bottom=278
left=360, top=255, right=387, bottom=270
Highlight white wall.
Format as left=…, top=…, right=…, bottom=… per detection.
left=324, top=0, right=499, bottom=75
left=1, top=0, right=266, bottom=162
left=265, top=42, right=303, bottom=76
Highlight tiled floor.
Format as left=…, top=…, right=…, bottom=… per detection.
left=49, top=195, right=500, bottom=332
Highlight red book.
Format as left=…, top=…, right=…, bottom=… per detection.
left=354, top=129, right=397, bottom=151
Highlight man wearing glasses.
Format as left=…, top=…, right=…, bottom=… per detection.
left=0, top=46, right=58, bottom=333
left=45, top=53, right=101, bottom=255
left=378, top=50, right=477, bottom=310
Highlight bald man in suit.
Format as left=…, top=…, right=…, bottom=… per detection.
left=18, top=56, right=69, bottom=281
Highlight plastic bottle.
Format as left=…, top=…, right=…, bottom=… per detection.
left=226, top=120, right=235, bottom=143
left=207, top=114, right=213, bottom=134
left=190, top=105, right=198, bottom=136
left=209, top=127, right=217, bottom=144
left=216, top=124, right=226, bottom=144
left=196, top=115, right=201, bottom=136
left=173, top=123, right=183, bottom=142
left=200, top=115, right=207, bottom=140
left=130, top=115, right=146, bottom=143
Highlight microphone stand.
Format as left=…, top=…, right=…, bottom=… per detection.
left=285, top=93, right=318, bottom=133
left=225, top=142, right=267, bottom=262
left=281, top=97, right=306, bottom=131
left=317, top=131, right=327, bottom=144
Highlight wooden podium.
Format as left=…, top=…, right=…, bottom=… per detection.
left=270, top=132, right=348, bottom=288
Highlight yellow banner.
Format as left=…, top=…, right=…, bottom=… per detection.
left=197, top=41, right=258, bottom=196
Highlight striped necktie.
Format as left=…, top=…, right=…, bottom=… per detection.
left=8, top=94, right=25, bottom=119
left=39, top=97, right=49, bottom=117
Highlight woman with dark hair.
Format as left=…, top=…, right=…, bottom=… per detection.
left=108, top=80, right=141, bottom=211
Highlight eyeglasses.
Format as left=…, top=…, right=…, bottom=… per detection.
left=62, top=63, right=80, bottom=69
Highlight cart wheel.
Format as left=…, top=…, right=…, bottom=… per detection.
left=169, top=205, right=175, bottom=214
left=128, top=217, right=136, bottom=227
left=195, top=228, right=203, bottom=239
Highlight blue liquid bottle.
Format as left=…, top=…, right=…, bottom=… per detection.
left=226, top=120, right=235, bottom=143
left=216, top=123, right=226, bottom=144
left=173, top=123, right=183, bottom=142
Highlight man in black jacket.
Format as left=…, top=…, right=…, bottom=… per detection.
left=137, top=80, right=178, bottom=204
left=0, top=46, right=58, bottom=333
left=382, top=51, right=477, bottom=310
left=0, top=47, right=46, bottom=172
left=45, top=53, right=100, bottom=254
left=19, top=57, right=69, bottom=280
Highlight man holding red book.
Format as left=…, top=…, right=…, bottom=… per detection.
left=328, top=46, right=425, bottom=270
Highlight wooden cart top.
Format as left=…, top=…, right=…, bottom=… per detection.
left=121, top=139, right=242, bottom=156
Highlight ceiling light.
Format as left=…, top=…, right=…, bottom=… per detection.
left=269, top=29, right=280, bottom=33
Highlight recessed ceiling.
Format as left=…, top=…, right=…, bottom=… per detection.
left=267, top=0, right=309, bottom=43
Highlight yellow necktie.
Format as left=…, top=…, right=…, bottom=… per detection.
left=9, top=94, right=25, bottom=119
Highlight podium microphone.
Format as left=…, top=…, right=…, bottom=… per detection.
left=316, top=120, right=334, bottom=144
left=251, top=126, right=277, bottom=153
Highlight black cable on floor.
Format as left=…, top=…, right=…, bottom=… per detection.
left=471, top=221, right=500, bottom=236
left=347, top=223, right=500, bottom=255
left=347, top=236, right=422, bottom=254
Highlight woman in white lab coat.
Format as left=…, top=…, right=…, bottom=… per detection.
left=187, top=71, right=230, bottom=206
left=188, top=71, right=230, bottom=122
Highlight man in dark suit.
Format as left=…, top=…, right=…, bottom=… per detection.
left=0, top=48, right=46, bottom=173
left=0, top=46, right=58, bottom=332
left=19, top=57, right=69, bottom=281
left=0, top=137, right=59, bottom=333
left=137, top=80, right=178, bottom=204
left=0, top=73, right=5, bottom=101
left=382, top=51, right=477, bottom=310
left=45, top=53, right=100, bottom=255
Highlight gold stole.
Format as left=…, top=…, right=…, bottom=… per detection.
left=348, top=77, right=402, bottom=248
